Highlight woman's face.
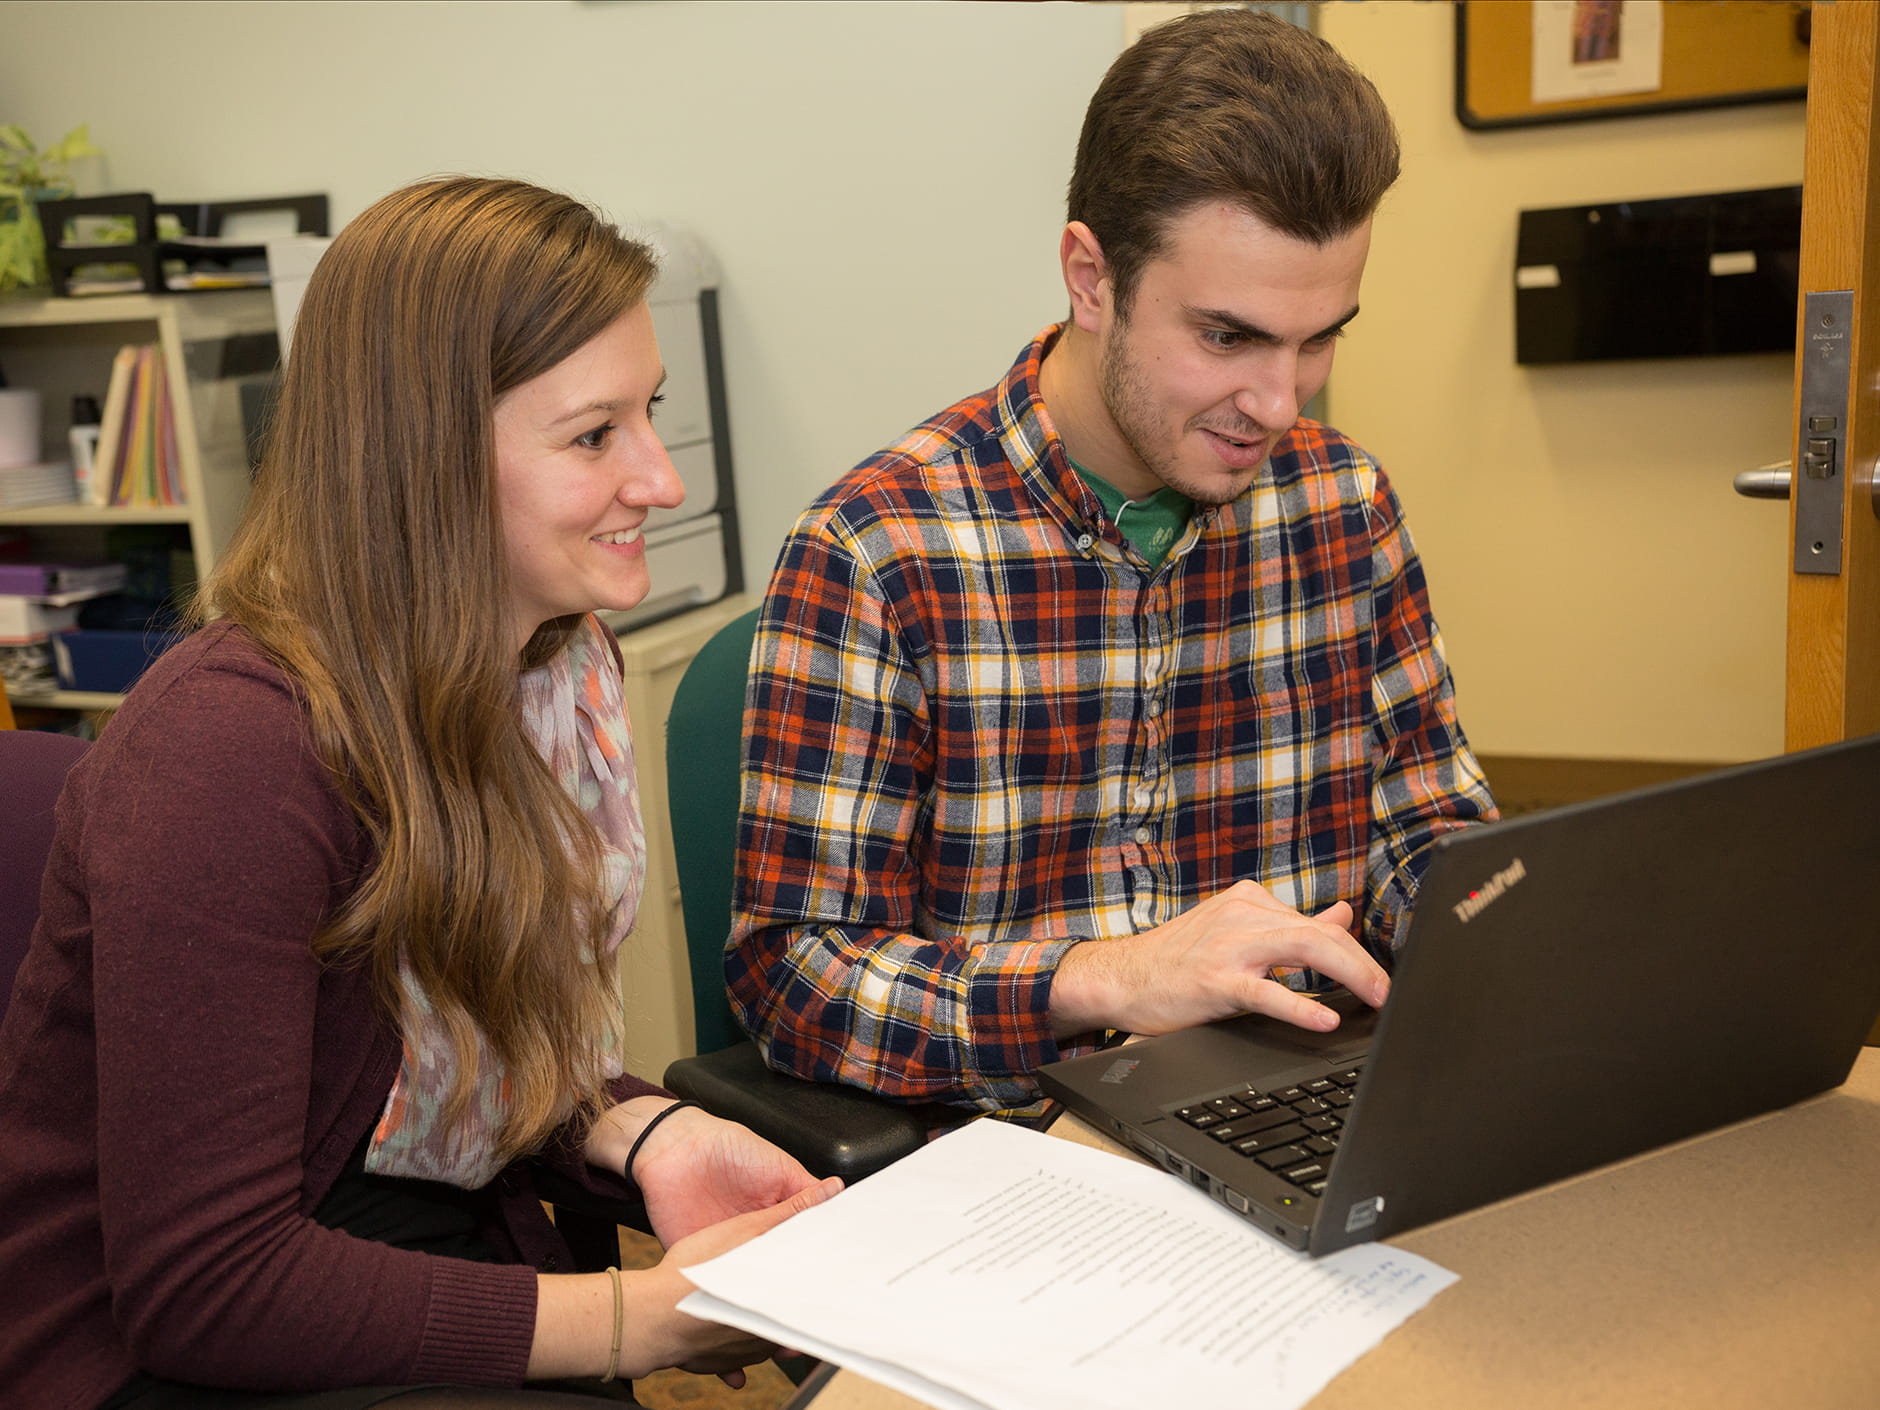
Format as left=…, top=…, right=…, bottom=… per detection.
left=492, top=302, right=684, bottom=651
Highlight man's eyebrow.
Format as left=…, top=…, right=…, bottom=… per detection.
left=545, top=371, right=669, bottom=427
left=1186, top=305, right=1361, bottom=345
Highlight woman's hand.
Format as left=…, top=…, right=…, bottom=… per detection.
left=623, top=1181, right=840, bottom=1384
left=530, top=1175, right=841, bottom=1385
left=586, top=1098, right=832, bottom=1247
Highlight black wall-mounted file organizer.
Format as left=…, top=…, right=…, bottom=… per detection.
left=1514, top=185, right=1802, bottom=365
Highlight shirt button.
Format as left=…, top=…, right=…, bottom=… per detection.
left=1075, top=533, right=1094, bottom=552
left=1146, top=698, right=1164, bottom=717
left=543, top=1254, right=560, bottom=1272
left=1133, top=827, right=1151, bottom=845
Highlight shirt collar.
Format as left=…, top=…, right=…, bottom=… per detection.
left=993, top=324, right=1117, bottom=551
left=992, top=323, right=1234, bottom=557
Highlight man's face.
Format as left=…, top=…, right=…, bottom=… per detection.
left=1094, top=203, right=1371, bottom=505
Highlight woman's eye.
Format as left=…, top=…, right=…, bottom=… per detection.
left=575, top=423, right=614, bottom=451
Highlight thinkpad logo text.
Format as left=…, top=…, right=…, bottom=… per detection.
left=1452, top=857, right=1528, bottom=924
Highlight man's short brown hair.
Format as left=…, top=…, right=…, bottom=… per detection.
left=1068, top=9, right=1400, bottom=314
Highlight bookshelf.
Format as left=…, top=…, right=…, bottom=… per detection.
left=0, top=289, right=275, bottom=713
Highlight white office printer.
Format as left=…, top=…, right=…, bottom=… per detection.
left=605, top=223, right=742, bottom=633
left=264, top=222, right=743, bottom=635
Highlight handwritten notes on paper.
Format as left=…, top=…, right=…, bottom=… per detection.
left=680, top=1118, right=1455, bottom=1410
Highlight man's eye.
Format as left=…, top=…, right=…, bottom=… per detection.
left=647, top=393, right=666, bottom=420
left=575, top=423, right=614, bottom=451
left=1202, top=329, right=1242, bottom=350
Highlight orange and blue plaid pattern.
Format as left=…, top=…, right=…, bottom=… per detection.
left=728, top=326, right=1496, bottom=1112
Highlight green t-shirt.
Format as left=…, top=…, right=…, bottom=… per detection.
left=1071, top=459, right=1193, bottom=570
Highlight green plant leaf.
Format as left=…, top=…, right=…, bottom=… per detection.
left=0, top=123, right=93, bottom=288
left=0, top=222, right=31, bottom=292
left=46, top=125, right=100, bottom=163
left=0, top=186, right=49, bottom=290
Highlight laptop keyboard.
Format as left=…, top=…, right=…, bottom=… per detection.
left=1170, top=1063, right=1365, bottom=1198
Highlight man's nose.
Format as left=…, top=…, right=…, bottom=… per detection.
left=1232, top=351, right=1300, bottom=432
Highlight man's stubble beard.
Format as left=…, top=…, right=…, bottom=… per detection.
left=1097, top=316, right=1262, bottom=509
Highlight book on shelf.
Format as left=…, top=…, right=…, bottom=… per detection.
left=0, top=595, right=80, bottom=645
left=0, top=561, right=128, bottom=600
left=155, top=351, right=182, bottom=505
left=117, top=346, right=153, bottom=507
left=87, top=344, right=138, bottom=507
left=111, top=346, right=149, bottom=506
left=96, top=343, right=186, bottom=510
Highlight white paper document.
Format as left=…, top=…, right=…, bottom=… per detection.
left=680, top=1118, right=1456, bottom=1410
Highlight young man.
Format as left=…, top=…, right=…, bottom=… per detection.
left=728, top=10, right=1496, bottom=1113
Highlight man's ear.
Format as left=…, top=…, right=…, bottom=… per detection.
left=1060, top=221, right=1110, bottom=335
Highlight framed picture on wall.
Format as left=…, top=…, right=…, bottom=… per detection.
left=1455, top=0, right=1810, bottom=131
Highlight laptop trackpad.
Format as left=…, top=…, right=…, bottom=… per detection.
left=1214, top=992, right=1377, bottom=1063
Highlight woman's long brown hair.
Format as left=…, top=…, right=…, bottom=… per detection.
left=205, top=177, right=657, bottom=1159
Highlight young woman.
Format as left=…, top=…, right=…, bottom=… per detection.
left=0, top=177, right=836, bottom=1407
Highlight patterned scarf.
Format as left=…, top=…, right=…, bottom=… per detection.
left=364, top=615, right=646, bottom=1187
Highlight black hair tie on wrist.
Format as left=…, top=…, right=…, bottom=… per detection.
left=624, top=1099, right=699, bottom=1181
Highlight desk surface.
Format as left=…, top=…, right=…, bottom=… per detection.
left=810, top=1048, right=1880, bottom=1410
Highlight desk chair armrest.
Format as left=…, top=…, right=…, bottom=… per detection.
left=664, top=1042, right=931, bottom=1184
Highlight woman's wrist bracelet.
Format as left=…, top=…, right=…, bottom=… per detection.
left=623, top=1099, right=698, bottom=1181
left=600, top=1264, right=623, bottom=1383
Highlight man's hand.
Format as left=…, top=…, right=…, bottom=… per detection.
left=1048, top=880, right=1388, bottom=1040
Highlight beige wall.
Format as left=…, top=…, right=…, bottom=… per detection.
left=4, top=1, right=1803, bottom=764
left=0, top=0, right=1122, bottom=604
left=1319, top=2, right=1803, bottom=764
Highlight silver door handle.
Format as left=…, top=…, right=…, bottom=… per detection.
left=1733, top=461, right=1792, bottom=500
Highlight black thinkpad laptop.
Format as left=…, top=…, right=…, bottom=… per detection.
left=1039, top=733, right=1880, bottom=1256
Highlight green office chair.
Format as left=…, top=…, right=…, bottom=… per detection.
left=659, top=608, right=932, bottom=1183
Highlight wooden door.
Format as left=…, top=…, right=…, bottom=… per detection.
left=1786, top=2, right=1880, bottom=751
left=1787, top=4, right=1880, bottom=1045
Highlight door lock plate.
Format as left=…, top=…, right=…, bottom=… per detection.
left=1795, top=290, right=1852, bottom=575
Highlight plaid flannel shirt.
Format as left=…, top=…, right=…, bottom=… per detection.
left=729, top=326, right=1496, bottom=1112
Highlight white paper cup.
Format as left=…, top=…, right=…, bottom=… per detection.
left=0, top=388, right=43, bottom=469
